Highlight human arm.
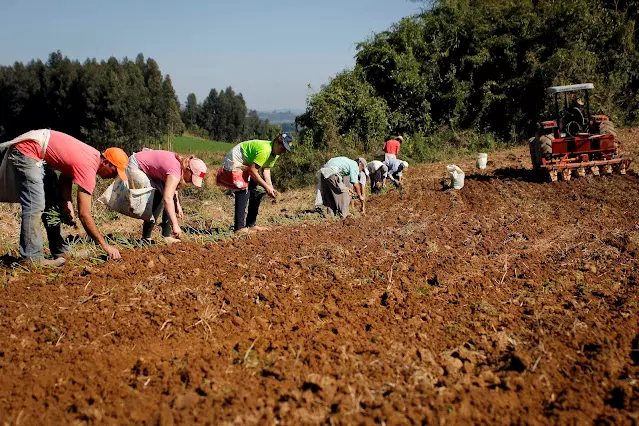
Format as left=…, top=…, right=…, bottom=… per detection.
left=353, top=182, right=366, bottom=215
left=248, top=163, right=276, bottom=197
left=174, top=192, right=183, bottom=219
left=262, top=168, right=278, bottom=198
left=77, top=187, right=121, bottom=259
left=381, top=165, right=389, bottom=187
left=163, top=174, right=182, bottom=238
left=59, top=174, right=75, bottom=221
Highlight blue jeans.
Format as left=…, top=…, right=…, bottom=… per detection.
left=10, top=149, right=68, bottom=260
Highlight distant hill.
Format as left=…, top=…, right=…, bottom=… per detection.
left=257, top=109, right=302, bottom=125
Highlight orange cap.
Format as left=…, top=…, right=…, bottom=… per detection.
left=102, top=147, right=129, bottom=181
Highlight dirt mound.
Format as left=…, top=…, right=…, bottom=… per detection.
left=1, top=132, right=639, bottom=424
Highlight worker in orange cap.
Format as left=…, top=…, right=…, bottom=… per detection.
left=0, top=129, right=129, bottom=265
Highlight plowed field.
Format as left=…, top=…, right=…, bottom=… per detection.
left=2, top=132, right=639, bottom=425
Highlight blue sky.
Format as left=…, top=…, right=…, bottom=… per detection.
left=0, top=0, right=422, bottom=111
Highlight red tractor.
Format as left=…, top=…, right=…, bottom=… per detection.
left=529, top=83, right=630, bottom=181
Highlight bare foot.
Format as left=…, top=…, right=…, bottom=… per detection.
left=234, top=228, right=252, bottom=235
left=251, top=226, right=269, bottom=231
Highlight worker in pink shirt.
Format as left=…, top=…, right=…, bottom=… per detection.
left=0, top=129, right=129, bottom=266
left=126, top=149, right=207, bottom=241
left=383, top=136, right=403, bottom=162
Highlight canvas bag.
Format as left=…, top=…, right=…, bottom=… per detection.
left=98, top=166, right=161, bottom=222
left=0, top=129, right=50, bottom=203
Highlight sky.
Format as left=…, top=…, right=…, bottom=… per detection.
left=0, top=0, right=422, bottom=111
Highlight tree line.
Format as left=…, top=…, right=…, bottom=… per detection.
left=297, top=0, right=639, bottom=152
left=0, top=52, right=183, bottom=152
left=182, top=89, right=280, bottom=142
left=0, top=51, right=279, bottom=152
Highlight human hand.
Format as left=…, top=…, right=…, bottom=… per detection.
left=102, top=244, right=121, bottom=260
left=63, top=201, right=76, bottom=222
left=172, top=226, right=183, bottom=239
left=176, top=204, right=184, bottom=220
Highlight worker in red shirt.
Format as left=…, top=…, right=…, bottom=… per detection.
left=0, top=129, right=128, bottom=266
left=383, top=136, right=403, bottom=162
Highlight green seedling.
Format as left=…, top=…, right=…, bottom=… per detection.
left=416, top=287, right=428, bottom=296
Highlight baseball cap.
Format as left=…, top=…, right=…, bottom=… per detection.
left=357, top=158, right=369, bottom=176
left=397, top=136, right=404, bottom=143
left=401, top=161, right=409, bottom=169
left=103, top=147, right=129, bottom=181
left=357, top=157, right=368, bottom=168
left=189, top=157, right=208, bottom=187
left=280, top=132, right=294, bottom=151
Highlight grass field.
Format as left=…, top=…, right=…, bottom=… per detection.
left=172, top=134, right=234, bottom=154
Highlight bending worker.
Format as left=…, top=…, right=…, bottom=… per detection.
left=385, top=158, right=409, bottom=187
left=126, top=149, right=207, bottom=242
left=216, top=133, right=293, bottom=233
left=317, top=157, right=367, bottom=217
left=0, top=129, right=128, bottom=265
left=367, top=160, right=389, bottom=194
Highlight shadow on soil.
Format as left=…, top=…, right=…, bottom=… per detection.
left=276, top=208, right=326, bottom=219
left=465, top=167, right=538, bottom=183
left=182, top=225, right=233, bottom=236
left=0, top=254, right=22, bottom=267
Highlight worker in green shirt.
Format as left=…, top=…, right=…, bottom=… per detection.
left=216, top=132, right=293, bottom=232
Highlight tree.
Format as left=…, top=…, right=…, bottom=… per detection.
left=200, top=88, right=219, bottom=139
left=143, top=58, right=165, bottom=141
left=0, top=51, right=185, bottom=152
left=162, top=75, right=185, bottom=137
left=182, top=93, right=199, bottom=129
left=299, top=0, right=639, bottom=146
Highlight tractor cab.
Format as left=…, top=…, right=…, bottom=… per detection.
left=541, top=83, right=609, bottom=138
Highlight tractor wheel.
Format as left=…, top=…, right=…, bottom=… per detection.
left=539, top=134, right=554, bottom=160
left=530, top=134, right=554, bottom=181
left=529, top=134, right=553, bottom=167
left=600, top=120, right=617, bottom=137
left=528, top=137, right=539, bottom=169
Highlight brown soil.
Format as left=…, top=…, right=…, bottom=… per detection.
left=2, top=131, right=639, bottom=425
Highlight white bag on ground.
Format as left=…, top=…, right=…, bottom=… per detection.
left=477, top=153, right=488, bottom=170
left=446, top=165, right=465, bottom=190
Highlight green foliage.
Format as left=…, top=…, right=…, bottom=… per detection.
left=406, top=128, right=501, bottom=163
left=172, top=135, right=234, bottom=154
left=182, top=93, right=199, bottom=129
left=0, top=51, right=184, bottom=153
left=297, top=66, right=390, bottom=151
left=271, top=145, right=330, bottom=191
left=184, top=88, right=279, bottom=142
left=300, top=0, right=639, bottom=145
